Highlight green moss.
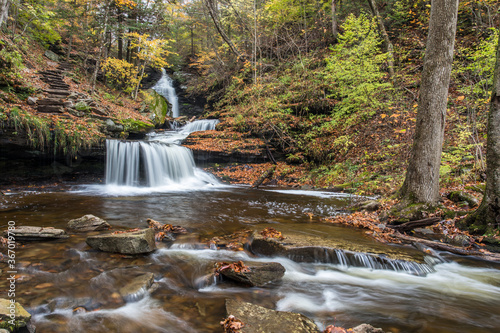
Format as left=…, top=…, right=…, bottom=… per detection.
left=121, top=119, right=154, bottom=133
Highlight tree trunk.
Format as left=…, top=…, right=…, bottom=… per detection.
left=0, top=0, right=10, bottom=28
left=91, top=0, right=112, bottom=93
left=331, top=0, right=337, bottom=41
left=367, top=0, right=394, bottom=77
left=464, top=32, right=500, bottom=233
left=399, top=0, right=459, bottom=205
left=204, top=0, right=244, bottom=60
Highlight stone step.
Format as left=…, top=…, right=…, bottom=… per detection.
left=48, top=85, right=70, bottom=90
left=38, top=98, right=66, bottom=105
left=38, top=105, right=65, bottom=113
left=44, top=89, right=70, bottom=95
left=38, top=70, right=63, bottom=75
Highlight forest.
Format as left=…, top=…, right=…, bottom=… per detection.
left=1, top=1, right=500, bottom=332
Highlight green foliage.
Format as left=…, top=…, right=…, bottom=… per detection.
left=102, top=58, right=139, bottom=94
left=325, top=14, right=393, bottom=126
left=0, top=41, right=25, bottom=85
left=15, top=0, right=61, bottom=47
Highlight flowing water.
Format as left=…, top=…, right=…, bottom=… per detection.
left=153, top=69, right=179, bottom=118
left=2, top=83, right=500, bottom=332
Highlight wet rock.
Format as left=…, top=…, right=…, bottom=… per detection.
left=67, top=214, right=110, bottom=232
left=86, top=228, right=156, bottom=254
left=447, top=191, right=479, bottom=207
left=3, top=226, right=68, bottom=241
left=225, top=299, right=320, bottom=333
left=220, top=262, right=285, bottom=287
left=44, top=50, right=59, bottom=62
left=118, top=272, right=155, bottom=301
left=0, top=298, right=32, bottom=331
left=352, top=323, right=385, bottom=333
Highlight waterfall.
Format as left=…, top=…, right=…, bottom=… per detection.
left=105, top=139, right=210, bottom=187
left=180, top=119, right=219, bottom=133
left=153, top=69, right=179, bottom=118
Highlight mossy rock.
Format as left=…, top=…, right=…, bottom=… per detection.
left=389, top=203, right=438, bottom=224
left=447, top=191, right=479, bottom=208
left=0, top=299, right=31, bottom=331
left=465, top=184, right=485, bottom=194
left=121, top=119, right=154, bottom=133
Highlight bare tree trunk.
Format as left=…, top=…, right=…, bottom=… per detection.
left=331, top=0, right=337, bottom=41
left=0, top=0, right=10, bottom=28
left=203, top=0, right=244, bottom=60
left=367, top=0, right=394, bottom=77
left=91, top=0, right=112, bottom=93
left=464, top=32, right=500, bottom=233
left=399, top=0, right=459, bottom=205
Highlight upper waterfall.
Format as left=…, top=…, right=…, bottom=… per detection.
left=152, top=69, right=179, bottom=118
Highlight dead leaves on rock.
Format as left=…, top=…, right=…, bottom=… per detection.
left=111, top=228, right=140, bottom=234
left=220, top=315, right=245, bottom=333
left=260, top=227, right=285, bottom=241
left=323, top=326, right=354, bottom=333
left=147, top=218, right=188, bottom=242
left=214, top=260, right=251, bottom=276
left=209, top=229, right=252, bottom=251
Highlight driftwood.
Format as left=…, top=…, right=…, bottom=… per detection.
left=388, top=217, right=441, bottom=233
left=251, top=165, right=276, bottom=188
left=390, top=232, right=500, bottom=261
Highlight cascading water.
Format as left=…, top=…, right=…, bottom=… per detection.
left=153, top=68, right=179, bottom=118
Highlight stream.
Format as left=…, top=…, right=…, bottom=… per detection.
left=1, top=73, right=500, bottom=333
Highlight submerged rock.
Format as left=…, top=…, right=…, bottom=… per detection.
left=0, top=298, right=32, bottom=331
left=3, top=226, right=68, bottom=241
left=224, top=299, right=320, bottom=333
left=118, top=272, right=155, bottom=302
left=220, top=262, right=285, bottom=287
left=86, top=228, right=156, bottom=254
left=67, top=214, right=110, bottom=232
left=352, top=324, right=385, bottom=333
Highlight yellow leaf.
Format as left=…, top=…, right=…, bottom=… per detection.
left=413, top=104, right=418, bottom=108
left=380, top=114, right=387, bottom=119
left=390, top=114, right=400, bottom=118
left=456, top=95, right=465, bottom=101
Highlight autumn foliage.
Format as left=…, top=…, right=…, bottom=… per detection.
left=259, top=227, right=285, bottom=241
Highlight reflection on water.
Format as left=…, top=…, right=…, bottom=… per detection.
left=1, top=186, right=500, bottom=333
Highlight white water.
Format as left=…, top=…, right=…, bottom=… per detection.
left=153, top=68, right=179, bottom=118
left=149, top=119, right=220, bottom=145
left=105, top=139, right=219, bottom=189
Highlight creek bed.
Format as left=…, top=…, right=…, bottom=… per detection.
left=1, top=185, right=500, bottom=333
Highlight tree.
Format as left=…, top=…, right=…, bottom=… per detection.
left=366, top=0, right=394, bottom=77
left=464, top=32, right=500, bottom=234
left=0, top=0, right=10, bottom=28
left=399, top=0, right=459, bottom=205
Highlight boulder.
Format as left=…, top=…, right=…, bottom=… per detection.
left=0, top=298, right=32, bottom=331
left=86, top=228, right=156, bottom=254
left=224, top=299, right=320, bottom=333
left=27, top=97, right=37, bottom=105
left=3, top=226, right=68, bottom=241
left=105, top=119, right=124, bottom=132
left=352, top=200, right=380, bottom=212
left=44, top=50, right=59, bottom=62
left=220, top=262, right=285, bottom=287
left=67, top=214, right=110, bottom=232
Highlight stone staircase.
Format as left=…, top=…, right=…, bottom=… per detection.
left=37, top=62, right=73, bottom=114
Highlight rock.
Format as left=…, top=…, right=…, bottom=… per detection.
left=44, top=50, right=60, bottom=62
left=3, top=226, right=68, bottom=241
left=27, top=97, right=37, bottom=105
left=0, top=298, right=32, bottom=331
left=220, top=262, right=285, bottom=287
left=67, top=214, right=110, bottom=232
left=118, top=272, right=155, bottom=301
left=352, top=324, right=385, bottom=333
left=105, top=119, right=124, bottom=132
left=352, top=200, right=380, bottom=212
left=37, top=105, right=65, bottom=113
left=225, top=299, right=320, bottom=333
left=447, top=191, right=479, bottom=207
left=86, top=228, right=156, bottom=254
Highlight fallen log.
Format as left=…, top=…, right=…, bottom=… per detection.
left=251, top=165, right=276, bottom=188
left=388, top=217, right=441, bottom=233
left=390, top=232, right=500, bottom=261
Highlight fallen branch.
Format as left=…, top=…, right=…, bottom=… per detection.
left=390, top=232, right=500, bottom=261
left=251, top=165, right=276, bottom=188
left=387, top=217, right=442, bottom=233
